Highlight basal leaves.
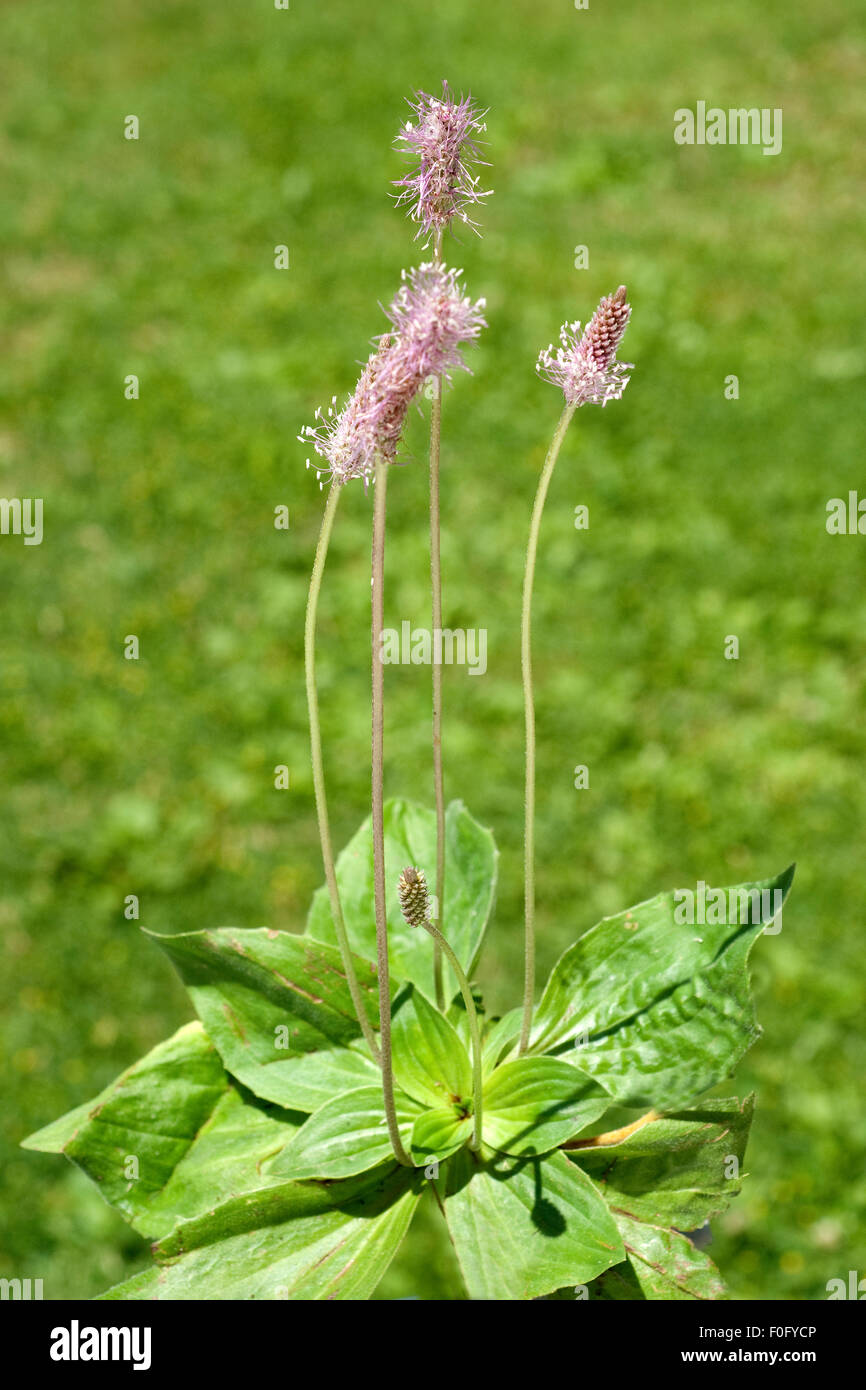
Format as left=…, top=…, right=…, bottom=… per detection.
left=150, top=927, right=384, bottom=1111
left=529, top=867, right=793, bottom=1107
left=574, top=1095, right=754, bottom=1228
left=391, top=983, right=472, bottom=1109
left=22, top=1023, right=304, bottom=1239
left=438, top=1146, right=624, bottom=1300
left=270, top=1086, right=421, bottom=1181
left=481, top=1057, right=611, bottom=1156
left=588, top=1215, right=727, bottom=1300
left=100, top=1165, right=423, bottom=1301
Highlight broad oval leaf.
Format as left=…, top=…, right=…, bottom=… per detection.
left=529, top=865, right=794, bottom=1108
left=589, top=1214, right=728, bottom=1300
left=149, top=927, right=384, bottom=1111
left=146, top=1087, right=304, bottom=1238
left=21, top=1022, right=305, bottom=1239
left=306, top=799, right=497, bottom=1001
left=481, top=1057, right=611, bottom=1156
left=573, top=1095, right=754, bottom=1228
left=269, top=1085, right=421, bottom=1181
left=391, top=984, right=472, bottom=1109
left=100, top=1164, right=423, bottom=1301
left=438, top=1147, right=625, bottom=1300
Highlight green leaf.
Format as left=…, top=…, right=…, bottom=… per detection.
left=144, top=1088, right=303, bottom=1237
left=481, top=1057, right=611, bottom=1156
left=530, top=865, right=794, bottom=1108
left=149, top=927, right=384, bottom=1111
left=100, top=1164, right=423, bottom=1301
left=306, top=799, right=497, bottom=1001
left=22, top=1022, right=304, bottom=1239
left=574, top=1096, right=754, bottom=1228
left=269, top=1086, right=421, bottom=1181
left=571, top=1101, right=750, bottom=1301
left=391, top=984, right=472, bottom=1109
left=482, top=1009, right=522, bottom=1075
left=446, top=982, right=486, bottom=1055
left=410, top=1108, right=472, bottom=1166
left=438, top=1147, right=625, bottom=1300
left=589, top=1213, right=728, bottom=1300
left=21, top=1021, right=225, bottom=1160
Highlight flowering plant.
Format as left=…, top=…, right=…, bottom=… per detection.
left=24, top=83, right=792, bottom=1302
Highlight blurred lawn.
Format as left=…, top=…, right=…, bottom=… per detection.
left=1, top=0, right=864, bottom=1300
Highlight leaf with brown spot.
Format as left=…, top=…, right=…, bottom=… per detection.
left=148, top=927, right=389, bottom=1111
left=99, top=1164, right=423, bottom=1301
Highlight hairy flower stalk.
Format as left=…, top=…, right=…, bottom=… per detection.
left=304, top=483, right=381, bottom=1064
left=394, top=81, right=491, bottom=244
left=301, top=263, right=485, bottom=1159
left=518, top=287, right=633, bottom=1056
left=299, top=348, right=415, bottom=1063
left=300, top=331, right=421, bottom=1066
left=385, top=261, right=485, bottom=1014
left=371, top=459, right=412, bottom=1164
left=429, top=232, right=446, bottom=1009
left=396, top=86, right=491, bottom=1007
left=398, top=867, right=484, bottom=1152
left=407, top=259, right=486, bottom=1010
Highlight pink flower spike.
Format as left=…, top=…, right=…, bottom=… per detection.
left=394, top=80, right=492, bottom=244
left=298, top=337, right=404, bottom=488
left=299, top=264, right=486, bottom=487
left=536, top=285, right=634, bottom=407
left=385, top=262, right=487, bottom=383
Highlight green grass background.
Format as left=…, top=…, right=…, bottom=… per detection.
left=1, top=0, right=864, bottom=1300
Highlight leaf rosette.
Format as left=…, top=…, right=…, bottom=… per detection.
left=23, top=798, right=793, bottom=1300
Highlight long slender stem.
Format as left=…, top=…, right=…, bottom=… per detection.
left=420, top=919, right=483, bottom=1151
left=518, top=402, right=578, bottom=1055
left=429, top=229, right=446, bottom=1010
left=305, top=482, right=381, bottom=1064
left=371, top=458, right=412, bottom=1165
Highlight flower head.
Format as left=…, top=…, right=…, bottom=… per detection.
left=397, top=865, right=431, bottom=927
left=394, top=80, right=491, bottom=243
left=386, top=262, right=487, bottom=382
left=536, top=285, right=633, bottom=407
left=299, top=264, right=486, bottom=486
left=298, top=337, right=403, bottom=487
